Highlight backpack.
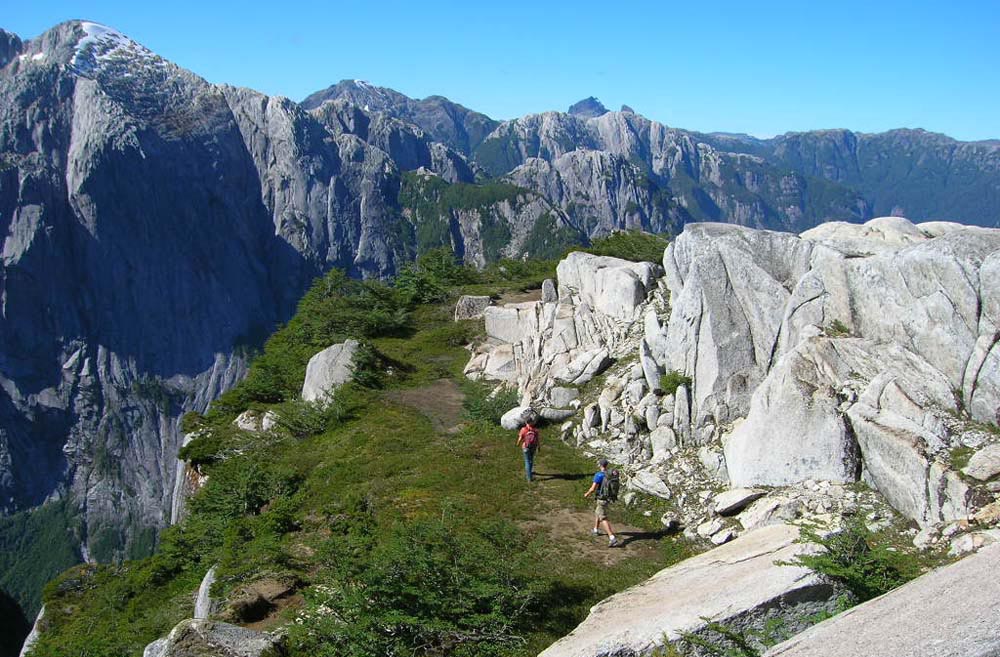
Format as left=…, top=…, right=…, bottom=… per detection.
left=522, top=426, right=539, bottom=449
left=598, top=469, right=620, bottom=502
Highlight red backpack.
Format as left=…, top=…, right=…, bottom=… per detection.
left=522, top=426, right=539, bottom=449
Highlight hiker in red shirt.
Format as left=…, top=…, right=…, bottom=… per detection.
left=516, top=421, right=540, bottom=482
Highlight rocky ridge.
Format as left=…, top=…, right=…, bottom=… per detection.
left=3, top=15, right=1000, bottom=642
left=466, top=217, right=1000, bottom=654
left=699, top=128, right=1000, bottom=226
left=0, top=20, right=568, bottom=598
left=301, top=79, right=499, bottom=156
left=474, top=109, right=872, bottom=234
left=764, top=542, right=1000, bottom=657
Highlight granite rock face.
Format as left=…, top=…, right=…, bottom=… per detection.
left=0, top=19, right=496, bottom=579
left=301, top=341, right=360, bottom=402
left=301, top=79, right=499, bottom=156
left=506, top=150, right=682, bottom=239
left=143, top=619, right=282, bottom=657
left=476, top=110, right=870, bottom=232
left=469, top=218, right=1000, bottom=544
left=466, top=252, right=659, bottom=400
left=539, top=525, right=839, bottom=657
left=765, top=543, right=1000, bottom=657
left=0, top=21, right=290, bottom=564
left=661, top=219, right=1000, bottom=525
left=307, top=97, right=476, bottom=183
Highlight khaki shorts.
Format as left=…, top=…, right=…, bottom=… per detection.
left=594, top=499, right=609, bottom=521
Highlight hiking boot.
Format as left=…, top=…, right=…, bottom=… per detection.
left=608, top=537, right=620, bottom=548
left=591, top=528, right=601, bottom=536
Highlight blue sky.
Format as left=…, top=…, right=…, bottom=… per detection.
left=6, top=0, right=1000, bottom=140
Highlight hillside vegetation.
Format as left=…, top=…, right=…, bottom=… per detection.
left=31, top=237, right=689, bottom=657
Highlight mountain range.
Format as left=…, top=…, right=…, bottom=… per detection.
left=1, top=18, right=999, bottom=632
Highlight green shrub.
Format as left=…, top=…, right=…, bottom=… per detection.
left=187, top=455, right=301, bottom=521
left=660, top=370, right=692, bottom=396
left=826, top=319, right=852, bottom=337
left=271, top=396, right=349, bottom=439
left=395, top=247, right=477, bottom=305
left=177, top=429, right=228, bottom=467
left=950, top=445, right=974, bottom=471
left=578, top=230, right=669, bottom=263
left=478, top=258, right=557, bottom=290
left=289, top=518, right=548, bottom=657
left=463, top=383, right=520, bottom=425
left=666, top=617, right=790, bottom=657
left=789, top=516, right=922, bottom=603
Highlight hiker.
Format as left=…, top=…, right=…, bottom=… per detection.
left=516, top=420, right=540, bottom=482
left=584, top=458, right=619, bottom=547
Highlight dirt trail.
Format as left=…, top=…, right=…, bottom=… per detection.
left=386, top=378, right=466, bottom=434
left=522, top=502, right=667, bottom=566
left=497, top=288, right=542, bottom=305
left=387, top=377, right=670, bottom=566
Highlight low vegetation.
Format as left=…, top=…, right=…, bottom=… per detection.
left=463, top=383, right=520, bottom=425
left=577, top=230, right=670, bottom=264
left=31, top=250, right=690, bottom=657
left=660, top=370, right=693, bottom=396
left=789, top=516, right=928, bottom=603
left=824, top=319, right=852, bottom=338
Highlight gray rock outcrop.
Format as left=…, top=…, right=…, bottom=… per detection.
left=539, top=524, right=838, bottom=657
left=454, top=295, right=491, bottom=321
left=464, top=217, right=1000, bottom=573
left=567, top=97, right=609, bottom=118
left=500, top=406, right=537, bottom=431
left=962, top=443, right=1000, bottom=481
left=465, top=252, right=660, bottom=399
left=765, top=543, right=1000, bottom=657
left=142, top=619, right=282, bottom=657
left=476, top=110, right=870, bottom=232
left=301, top=340, right=360, bottom=402
left=657, top=218, right=1000, bottom=525
left=194, top=565, right=218, bottom=620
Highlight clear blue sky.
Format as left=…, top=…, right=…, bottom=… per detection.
left=6, top=0, right=1000, bottom=140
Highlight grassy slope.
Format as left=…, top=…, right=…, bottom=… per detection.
left=30, top=248, right=690, bottom=657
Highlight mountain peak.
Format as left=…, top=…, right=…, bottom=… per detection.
left=0, top=29, right=23, bottom=68
left=568, top=97, right=608, bottom=118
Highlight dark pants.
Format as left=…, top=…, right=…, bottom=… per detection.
left=523, top=447, right=536, bottom=481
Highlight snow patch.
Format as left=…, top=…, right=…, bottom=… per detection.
left=31, top=52, right=46, bottom=61
left=71, top=21, right=161, bottom=76
left=353, top=79, right=386, bottom=99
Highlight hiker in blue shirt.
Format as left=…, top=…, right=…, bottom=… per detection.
left=584, top=459, right=619, bottom=547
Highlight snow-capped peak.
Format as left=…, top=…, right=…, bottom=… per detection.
left=352, top=79, right=386, bottom=98
left=71, top=21, right=161, bottom=76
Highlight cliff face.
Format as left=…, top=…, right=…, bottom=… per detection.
left=474, top=111, right=871, bottom=234
left=0, top=21, right=432, bottom=574
left=699, top=128, right=1000, bottom=226
left=301, top=79, right=499, bottom=156
left=0, top=21, right=578, bottom=587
